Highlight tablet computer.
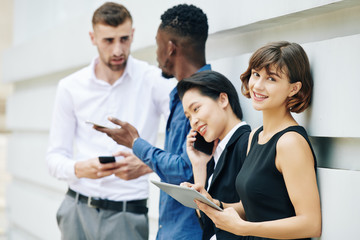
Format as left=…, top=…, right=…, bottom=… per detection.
left=151, top=180, right=222, bottom=211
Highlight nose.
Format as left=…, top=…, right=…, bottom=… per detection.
left=113, top=41, right=122, bottom=56
left=190, top=117, right=199, bottom=129
left=253, top=76, right=265, bottom=90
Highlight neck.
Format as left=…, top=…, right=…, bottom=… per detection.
left=219, top=112, right=241, bottom=141
left=173, top=56, right=206, bottom=81
left=95, top=60, right=125, bottom=85
left=262, top=107, right=297, bottom=136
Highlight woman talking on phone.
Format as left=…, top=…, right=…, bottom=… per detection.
left=183, top=41, right=321, bottom=240
left=178, top=70, right=251, bottom=240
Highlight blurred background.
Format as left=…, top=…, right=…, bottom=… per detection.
left=1, top=0, right=360, bottom=239
left=0, top=0, right=13, bottom=239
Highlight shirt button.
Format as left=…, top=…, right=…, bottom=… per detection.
left=159, top=225, right=162, bottom=228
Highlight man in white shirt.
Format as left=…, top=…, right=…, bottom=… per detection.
left=46, top=2, right=173, bottom=240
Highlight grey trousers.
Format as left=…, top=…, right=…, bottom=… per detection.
left=56, top=194, right=149, bottom=240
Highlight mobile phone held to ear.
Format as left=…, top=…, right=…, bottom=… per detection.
left=99, top=156, right=116, bottom=164
left=193, top=133, right=214, bottom=155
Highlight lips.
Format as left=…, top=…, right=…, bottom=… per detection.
left=253, top=91, right=268, bottom=101
left=197, top=125, right=207, bottom=136
left=111, top=57, right=124, bottom=64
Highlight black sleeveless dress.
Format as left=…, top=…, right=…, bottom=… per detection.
left=235, top=126, right=316, bottom=240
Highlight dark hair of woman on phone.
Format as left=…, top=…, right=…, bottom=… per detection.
left=178, top=70, right=243, bottom=120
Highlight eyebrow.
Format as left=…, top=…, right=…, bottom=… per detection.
left=184, top=101, right=198, bottom=112
left=187, top=101, right=196, bottom=110
left=103, top=34, right=130, bottom=39
left=268, top=71, right=281, bottom=78
left=252, top=68, right=281, bottom=78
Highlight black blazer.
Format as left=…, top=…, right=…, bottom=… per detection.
left=201, top=124, right=251, bottom=240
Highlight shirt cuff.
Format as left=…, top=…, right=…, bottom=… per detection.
left=66, top=161, right=79, bottom=182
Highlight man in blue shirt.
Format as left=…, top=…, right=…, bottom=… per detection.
left=95, top=4, right=209, bottom=240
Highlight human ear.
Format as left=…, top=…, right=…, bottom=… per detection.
left=218, top=92, right=229, bottom=108
left=288, top=82, right=302, bottom=97
left=167, top=40, right=176, bottom=56
left=89, top=31, right=96, bottom=46
left=131, top=28, right=135, bottom=42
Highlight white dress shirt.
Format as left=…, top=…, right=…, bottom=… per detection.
left=208, top=121, right=248, bottom=240
left=47, top=56, right=175, bottom=201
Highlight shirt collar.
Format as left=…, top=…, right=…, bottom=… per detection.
left=90, top=56, right=133, bottom=86
left=169, top=87, right=179, bottom=104
left=123, top=55, right=134, bottom=79
left=197, top=64, right=211, bottom=73
left=219, top=121, right=247, bottom=150
left=214, top=121, right=247, bottom=162
left=171, top=64, right=212, bottom=101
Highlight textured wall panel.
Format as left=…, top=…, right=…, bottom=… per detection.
left=7, top=132, right=66, bottom=190
left=303, top=35, right=360, bottom=137
left=317, top=168, right=360, bottom=239
left=7, top=181, right=63, bottom=239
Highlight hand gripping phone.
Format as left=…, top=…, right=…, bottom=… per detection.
left=193, top=133, right=214, bottom=155
left=85, top=120, right=108, bottom=129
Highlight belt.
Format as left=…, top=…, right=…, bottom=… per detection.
left=66, top=188, right=148, bottom=214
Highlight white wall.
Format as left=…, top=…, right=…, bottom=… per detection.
left=0, top=0, right=13, bottom=238
left=2, top=0, right=360, bottom=239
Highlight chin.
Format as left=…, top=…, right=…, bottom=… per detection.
left=161, top=71, right=174, bottom=79
left=252, top=103, right=264, bottom=111
left=108, top=63, right=126, bottom=72
left=203, top=135, right=214, bottom=143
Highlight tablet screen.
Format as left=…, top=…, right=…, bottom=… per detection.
left=151, top=180, right=222, bottom=211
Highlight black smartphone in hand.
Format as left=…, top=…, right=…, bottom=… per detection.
left=193, top=133, right=214, bottom=155
left=99, top=156, right=116, bottom=164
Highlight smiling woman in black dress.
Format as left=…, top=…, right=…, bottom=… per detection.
left=188, top=41, right=321, bottom=240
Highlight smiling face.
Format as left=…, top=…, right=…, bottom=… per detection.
left=182, top=88, right=230, bottom=142
left=248, top=65, right=301, bottom=112
left=90, top=20, right=134, bottom=72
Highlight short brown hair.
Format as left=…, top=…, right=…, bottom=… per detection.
left=92, top=2, right=132, bottom=27
left=240, top=41, right=313, bottom=113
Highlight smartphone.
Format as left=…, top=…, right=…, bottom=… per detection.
left=193, top=132, right=214, bottom=155
left=99, top=156, right=116, bottom=164
left=85, top=120, right=108, bottom=128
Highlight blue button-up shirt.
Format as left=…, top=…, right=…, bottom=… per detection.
left=133, top=64, right=211, bottom=240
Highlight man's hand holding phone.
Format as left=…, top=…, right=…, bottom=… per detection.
left=99, top=156, right=116, bottom=164
left=93, top=117, right=140, bottom=149
left=97, top=152, right=153, bottom=180
left=85, top=120, right=108, bottom=129
left=74, top=157, right=117, bottom=179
